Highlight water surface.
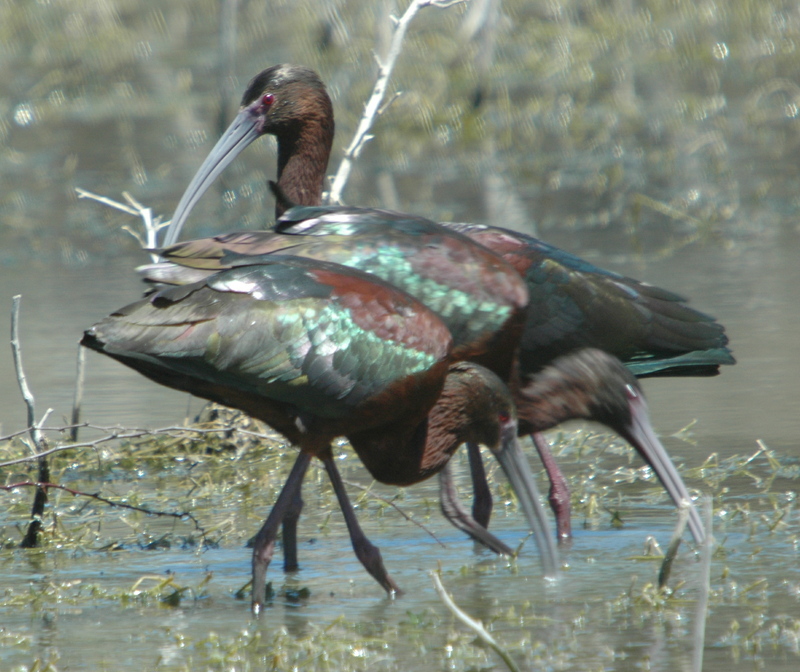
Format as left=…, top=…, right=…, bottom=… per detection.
left=1, top=1, right=799, bottom=670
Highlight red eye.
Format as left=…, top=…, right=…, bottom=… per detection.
left=262, top=93, right=274, bottom=106
left=498, top=411, right=511, bottom=424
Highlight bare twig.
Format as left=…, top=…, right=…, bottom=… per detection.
left=1, top=481, right=207, bottom=538
left=76, top=188, right=168, bottom=260
left=11, top=296, right=53, bottom=548
left=692, top=497, right=713, bottom=672
left=0, top=421, right=295, bottom=469
left=70, top=345, right=86, bottom=442
left=431, top=568, right=522, bottom=672
left=11, top=296, right=47, bottom=455
left=327, top=0, right=468, bottom=203
left=0, top=425, right=234, bottom=469
left=75, top=188, right=140, bottom=216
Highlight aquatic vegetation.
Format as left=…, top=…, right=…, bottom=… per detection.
left=2, top=421, right=799, bottom=670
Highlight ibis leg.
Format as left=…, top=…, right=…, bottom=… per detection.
left=531, top=433, right=572, bottom=541
left=439, top=461, right=514, bottom=556
left=322, top=455, right=402, bottom=596
left=281, top=478, right=304, bottom=572
left=251, top=451, right=311, bottom=612
left=467, top=442, right=493, bottom=528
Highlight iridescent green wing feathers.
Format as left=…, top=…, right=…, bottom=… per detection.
left=150, top=206, right=528, bottom=363
left=445, top=222, right=734, bottom=377
left=84, top=258, right=452, bottom=421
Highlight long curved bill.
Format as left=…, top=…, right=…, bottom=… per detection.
left=623, top=393, right=706, bottom=545
left=493, top=425, right=559, bottom=577
left=163, top=108, right=262, bottom=247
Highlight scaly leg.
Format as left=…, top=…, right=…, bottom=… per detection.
left=531, top=433, right=571, bottom=541
left=322, top=455, right=402, bottom=596
left=281, top=477, right=304, bottom=572
left=251, top=451, right=311, bottom=613
left=438, top=460, right=514, bottom=556
left=466, top=442, right=493, bottom=528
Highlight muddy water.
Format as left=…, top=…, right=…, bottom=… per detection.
left=2, top=0, right=800, bottom=669
left=1, top=201, right=797, bottom=672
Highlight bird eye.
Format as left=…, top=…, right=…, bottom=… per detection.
left=262, top=93, right=275, bottom=106
left=498, top=410, right=511, bottom=424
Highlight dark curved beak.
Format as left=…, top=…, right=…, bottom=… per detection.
left=493, top=423, right=559, bottom=577
left=163, top=108, right=263, bottom=247
left=623, top=394, right=706, bottom=545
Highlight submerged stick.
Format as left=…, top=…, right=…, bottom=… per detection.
left=692, top=497, right=713, bottom=672
left=431, top=569, right=522, bottom=672
left=658, top=502, right=690, bottom=588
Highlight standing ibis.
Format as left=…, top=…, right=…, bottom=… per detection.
left=82, top=255, right=557, bottom=609
left=146, top=64, right=731, bottom=544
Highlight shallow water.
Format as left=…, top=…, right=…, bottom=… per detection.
left=1, top=0, right=800, bottom=670
left=1, top=236, right=795, bottom=461
left=1, top=447, right=797, bottom=671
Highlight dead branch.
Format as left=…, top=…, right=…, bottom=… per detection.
left=76, top=188, right=168, bottom=259
left=327, top=0, right=468, bottom=203
left=2, top=481, right=208, bottom=539
left=10, top=295, right=51, bottom=548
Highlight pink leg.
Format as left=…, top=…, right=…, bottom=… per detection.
left=531, top=433, right=571, bottom=541
left=439, top=461, right=514, bottom=555
left=251, top=452, right=311, bottom=613
left=322, top=455, right=402, bottom=596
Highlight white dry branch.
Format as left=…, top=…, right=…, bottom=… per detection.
left=431, top=568, right=523, bottom=672
left=327, top=0, right=468, bottom=204
left=76, top=188, right=168, bottom=260
left=10, top=296, right=50, bottom=455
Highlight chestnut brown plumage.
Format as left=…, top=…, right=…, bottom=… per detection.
left=148, top=64, right=728, bottom=547
left=84, top=255, right=557, bottom=609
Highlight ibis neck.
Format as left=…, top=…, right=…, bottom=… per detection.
left=515, top=372, right=594, bottom=435
left=275, top=117, right=333, bottom=218
left=348, top=378, right=479, bottom=487
left=348, top=415, right=462, bottom=488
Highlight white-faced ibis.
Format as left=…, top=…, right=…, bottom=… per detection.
left=82, top=255, right=558, bottom=609
left=163, top=64, right=332, bottom=247
left=440, top=223, right=731, bottom=542
left=152, top=206, right=712, bottom=548
left=441, top=347, right=707, bottom=550
left=150, top=64, right=730, bottom=545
